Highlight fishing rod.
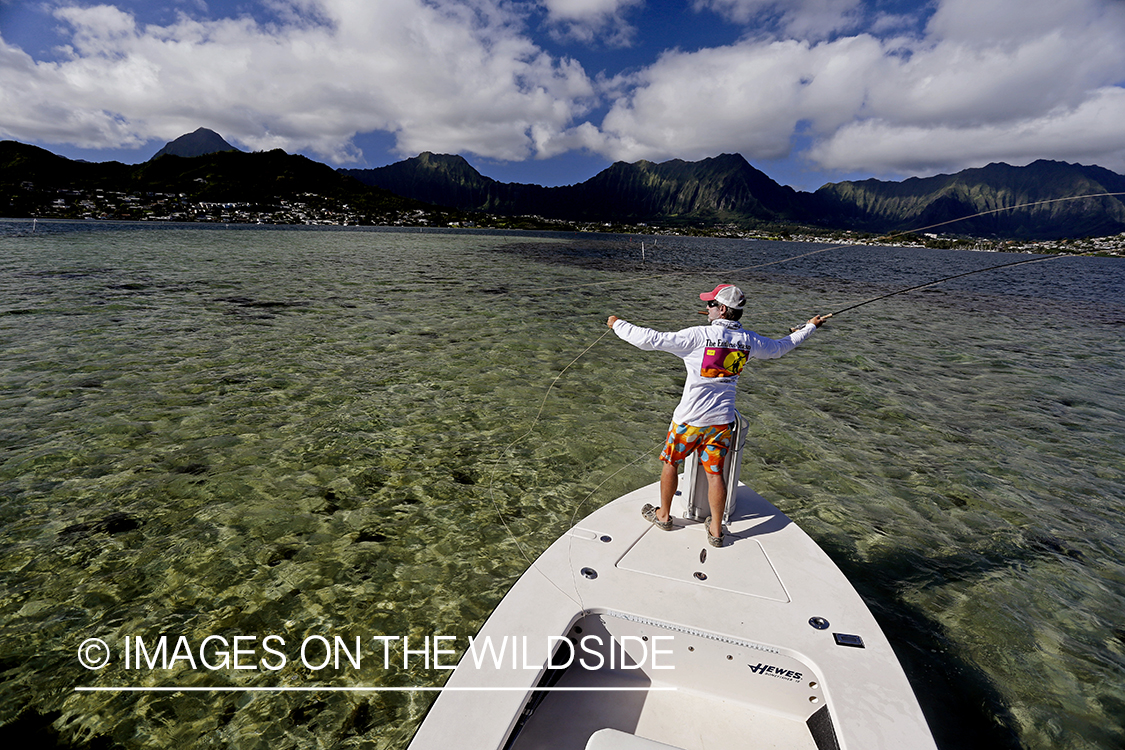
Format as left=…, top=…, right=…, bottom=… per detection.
left=771, top=192, right=1125, bottom=329
left=787, top=253, right=1070, bottom=331
left=831, top=254, right=1065, bottom=316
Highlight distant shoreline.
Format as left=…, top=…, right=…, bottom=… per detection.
left=3, top=215, right=1121, bottom=257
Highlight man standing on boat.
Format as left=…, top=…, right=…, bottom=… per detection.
left=607, top=284, right=827, bottom=547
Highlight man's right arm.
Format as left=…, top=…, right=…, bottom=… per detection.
left=608, top=317, right=697, bottom=355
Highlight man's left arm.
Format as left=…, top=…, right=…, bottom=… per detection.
left=753, top=314, right=828, bottom=359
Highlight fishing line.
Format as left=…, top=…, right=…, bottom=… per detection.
left=524, top=243, right=843, bottom=294
left=878, top=192, right=1125, bottom=239
left=562, top=434, right=668, bottom=613
left=518, top=191, right=1125, bottom=299
left=782, top=253, right=1080, bottom=331
left=485, top=328, right=616, bottom=606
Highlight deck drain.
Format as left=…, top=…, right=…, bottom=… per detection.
left=581, top=567, right=598, bottom=579
left=693, top=571, right=707, bottom=581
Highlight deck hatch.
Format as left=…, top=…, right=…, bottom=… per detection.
left=832, top=633, right=865, bottom=649
left=617, top=531, right=789, bottom=602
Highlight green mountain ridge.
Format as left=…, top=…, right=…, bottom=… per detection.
left=341, top=152, right=811, bottom=226
left=814, top=161, right=1125, bottom=238
left=3, top=131, right=1125, bottom=239
left=345, top=152, right=1125, bottom=239
left=0, top=140, right=430, bottom=223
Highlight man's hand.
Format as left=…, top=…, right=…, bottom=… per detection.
left=809, top=313, right=831, bottom=328
left=607, top=315, right=620, bottom=329
left=791, top=313, right=832, bottom=333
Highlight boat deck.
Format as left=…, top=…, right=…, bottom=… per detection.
left=615, top=516, right=791, bottom=602
left=407, top=481, right=936, bottom=750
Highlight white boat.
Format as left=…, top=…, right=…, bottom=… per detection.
left=408, top=415, right=937, bottom=750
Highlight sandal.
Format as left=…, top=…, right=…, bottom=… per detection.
left=705, top=516, right=723, bottom=548
left=642, top=504, right=673, bottom=531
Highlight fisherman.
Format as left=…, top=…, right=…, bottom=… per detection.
left=607, top=284, right=828, bottom=547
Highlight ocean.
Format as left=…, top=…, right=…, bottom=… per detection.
left=1, top=220, right=1123, bottom=749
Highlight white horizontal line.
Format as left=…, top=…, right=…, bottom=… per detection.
left=75, top=686, right=677, bottom=693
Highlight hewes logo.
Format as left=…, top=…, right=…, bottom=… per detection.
left=747, top=662, right=803, bottom=682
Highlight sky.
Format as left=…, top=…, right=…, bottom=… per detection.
left=1, top=0, right=1123, bottom=192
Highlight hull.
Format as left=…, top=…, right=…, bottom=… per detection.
left=408, top=481, right=937, bottom=750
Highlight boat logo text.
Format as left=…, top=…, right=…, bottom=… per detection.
left=747, top=662, right=803, bottom=682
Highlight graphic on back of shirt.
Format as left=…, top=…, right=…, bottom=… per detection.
left=701, top=346, right=748, bottom=378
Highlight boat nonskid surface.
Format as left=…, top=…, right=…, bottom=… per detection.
left=407, top=480, right=937, bottom=750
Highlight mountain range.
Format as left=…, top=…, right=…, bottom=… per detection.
left=344, top=152, right=1125, bottom=239
left=0, top=137, right=428, bottom=221
left=4, top=128, right=1125, bottom=239
left=342, top=152, right=809, bottom=227
left=816, top=161, right=1125, bottom=239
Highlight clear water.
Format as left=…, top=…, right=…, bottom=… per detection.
left=1, top=221, right=1123, bottom=749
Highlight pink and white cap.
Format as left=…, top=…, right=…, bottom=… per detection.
left=699, top=284, right=745, bottom=310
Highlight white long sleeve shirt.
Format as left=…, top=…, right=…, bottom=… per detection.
left=612, top=317, right=817, bottom=426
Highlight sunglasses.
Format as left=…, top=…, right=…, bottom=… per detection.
left=707, top=300, right=721, bottom=308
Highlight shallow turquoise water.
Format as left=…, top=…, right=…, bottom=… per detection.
left=1, top=223, right=1123, bottom=749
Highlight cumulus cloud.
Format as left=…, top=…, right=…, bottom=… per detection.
left=814, top=0, right=1125, bottom=175
left=1, top=0, right=1123, bottom=181
left=0, top=0, right=596, bottom=163
left=585, top=0, right=1125, bottom=177
left=807, top=87, right=1125, bottom=174
left=693, top=0, right=866, bottom=39
left=540, top=0, right=643, bottom=45
left=588, top=34, right=886, bottom=163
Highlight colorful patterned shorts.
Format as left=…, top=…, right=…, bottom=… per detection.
left=660, top=421, right=732, bottom=475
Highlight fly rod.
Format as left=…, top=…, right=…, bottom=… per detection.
left=758, top=190, right=1122, bottom=330
left=790, top=253, right=1068, bottom=331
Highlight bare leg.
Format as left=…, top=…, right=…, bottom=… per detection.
left=706, top=472, right=726, bottom=539
left=658, top=461, right=678, bottom=524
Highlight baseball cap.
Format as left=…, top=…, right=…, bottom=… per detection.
left=699, top=284, right=745, bottom=310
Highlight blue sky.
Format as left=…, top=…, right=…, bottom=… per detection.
left=1, top=0, right=1123, bottom=191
